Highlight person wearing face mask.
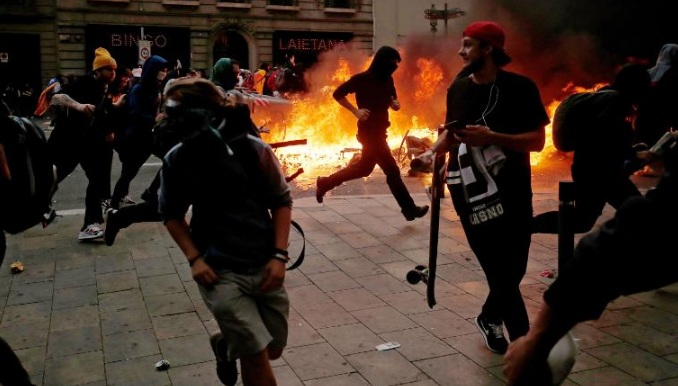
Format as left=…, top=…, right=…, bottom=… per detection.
left=315, top=46, right=429, bottom=221
left=110, top=55, right=168, bottom=210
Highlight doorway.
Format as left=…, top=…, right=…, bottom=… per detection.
left=212, top=30, right=250, bottom=70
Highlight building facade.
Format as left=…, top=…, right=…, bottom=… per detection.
left=0, top=0, right=374, bottom=98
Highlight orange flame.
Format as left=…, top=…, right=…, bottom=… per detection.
left=251, top=52, right=603, bottom=186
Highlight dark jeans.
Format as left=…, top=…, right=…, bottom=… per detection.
left=52, top=138, right=112, bottom=228
left=114, top=171, right=162, bottom=228
left=324, top=135, right=416, bottom=212
left=0, top=336, right=36, bottom=386
left=112, top=136, right=152, bottom=209
left=532, top=175, right=641, bottom=233
left=460, top=208, right=531, bottom=341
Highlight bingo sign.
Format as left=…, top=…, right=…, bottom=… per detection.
left=138, top=40, right=151, bottom=65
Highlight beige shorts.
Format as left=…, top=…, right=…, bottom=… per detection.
left=199, top=268, right=289, bottom=361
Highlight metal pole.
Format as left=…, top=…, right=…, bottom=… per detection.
left=557, top=181, right=576, bottom=272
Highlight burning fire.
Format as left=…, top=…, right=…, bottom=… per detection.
left=250, top=51, right=602, bottom=186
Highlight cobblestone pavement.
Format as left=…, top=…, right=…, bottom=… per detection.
left=2, top=172, right=678, bottom=385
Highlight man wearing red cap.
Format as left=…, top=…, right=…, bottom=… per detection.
left=418, top=21, right=549, bottom=354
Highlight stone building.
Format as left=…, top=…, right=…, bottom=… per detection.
left=0, top=0, right=374, bottom=97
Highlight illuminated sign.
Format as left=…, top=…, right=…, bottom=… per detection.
left=273, top=31, right=353, bottom=66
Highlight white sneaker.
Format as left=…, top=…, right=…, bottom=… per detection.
left=79, top=224, right=104, bottom=241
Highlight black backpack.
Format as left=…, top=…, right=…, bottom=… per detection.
left=552, top=89, right=618, bottom=152
left=0, top=116, right=56, bottom=234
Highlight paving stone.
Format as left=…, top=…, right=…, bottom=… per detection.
left=299, top=253, right=340, bottom=275
left=104, top=354, right=170, bottom=386
left=355, top=273, right=411, bottom=296
left=6, top=281, right=54, bottom=306
left=295, top=301, right=359, bottom=329
left=157, top=333, right=213, bottom=367
left=308, top=270, right=362, bottom=293
left=318, top=323, right=384, bottom=355
left=320, top=240, right=364, bottom=261
left=443, top=333, right=502, bottom=368
left=380, top=326, right=457, bottom=362
left=96, top=270, right=139, bottom=294
left=358, top=245, right=407, bottom=264
left=334, top=257, right=385, bottom=278
left=287, top=318, right=326, bottom=348
left=346, top=350, right=426, bottom=385
left=145, top=292, right=195, bottom=317
left=134, top=254, right=178, bottom=278
left=98, top=288, right=145, bottom=313
left=1, top=300, right=51, bottom=327
left=139, top=273, right=185, bottom=296
left=0, top=321, right=49, bottom=350
left=328, top=287, right=386, bottom=311
left=283, top=342, right=354, bottom=381
left=568, top=365, right=649, bottom=386
left=600, top=322, right=678, bottom=356
left=585, top=342, right=678, bottom=383
left=303, top=372, right=371, bottom=385
left=94, top=252, right=135, bottom=274
left=50, top=304, right=99, bottom=331
left=12, top=262, right=55, bottom=285
left=151, top=312, right=205, bottom=340
left=102, top=329, right=160, bottom=363
left=351, top=305, right=417, bottom=334
left=409, top=309, right=477, bottom=339
left=47, top=326, right=101, bottom=358
left=43, top=351, right=105, bottom=386
left=54, top=266, right=96, bottom=289
left=415, top=353, right=505, bottom=386
left=52, top=284, right=98, bottom=310
left=167, top=361, right=219, bottom=386
left=101, top=307, right=153, bottom=336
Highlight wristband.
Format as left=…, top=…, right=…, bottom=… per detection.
left=273, top=254, right=290, bottom=264
left=273, top=248, right=289, bottom=257
left=188, top=255, right=203, bottom=267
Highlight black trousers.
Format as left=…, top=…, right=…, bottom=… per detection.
left=51, top=136, right=112, bottom=228
left=324, top=134, right=416, bottom=212
left=114, top=171, right=162, bottom=228
left=112, top=136, right=152, bottom=209
left=458, top=201, right=531, bottom=341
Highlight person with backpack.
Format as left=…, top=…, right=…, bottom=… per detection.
left=0, top=97, right=51, bottom=386
left=48, top=47, right=119, bottom=241
left=158, top=78, right=292, bottom=386
left=315, top=46, right=429, bottom=221
left=532, top=63, right=652, bottom=234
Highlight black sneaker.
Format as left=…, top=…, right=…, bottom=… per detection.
left=104, top=209, right=120, bottom=247
left=475, top=314, right=509, bottom=354
left=316, top=176, right=331, bottom=204
left=403, top=205, right=429, bottom=221
left=209, top=333, right=238, bottom=386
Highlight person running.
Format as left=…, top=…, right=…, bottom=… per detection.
left=532, top=64, right=651, bottom=234
left=419, top=21, right=549, bottom=354
left=315, top=46, right=429, bottom=221
left=158, top=78, right=292, bottom=386
left=110, top=55, right=168, bottom=210
left=48, top=47, right=119, bottom=240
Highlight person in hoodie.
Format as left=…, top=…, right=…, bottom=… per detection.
left=210, top=57, right=240, bottom=97
left=110, top=55, right=168, bottom=210
left=315, top=46, right=429, bottom=221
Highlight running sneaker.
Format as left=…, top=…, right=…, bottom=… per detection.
left=475, top=314, right=509, bottom=354
left=78, top=223, right=104, bottom=241
left=209, top=333, right=238, bottom=386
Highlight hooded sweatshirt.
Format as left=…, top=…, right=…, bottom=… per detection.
left=125, top=55, right=168, bottom=139
left=649, top=43, right=678, bottom=83
left=332, top=46, right=401, bottom=139
left=210, top=58, right=239, bottom=92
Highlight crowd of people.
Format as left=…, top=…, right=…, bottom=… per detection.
left=2, top=20, right=678, bottom=386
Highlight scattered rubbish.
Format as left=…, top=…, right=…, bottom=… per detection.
left=155, top=359, right=170, bottom=371
left=10, top=261, right=24, bottom=274
left=376, top=342, right=401, bottom=351
left=540, top=269, right=557, bottom=279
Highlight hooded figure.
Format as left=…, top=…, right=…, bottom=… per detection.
left=110, top=54, right=168, bottom=210
left=367, top=46, right=401, bottom=79
left=210, top=57, right=240, bottom=93
left=648, top=43, right=678, bottom=83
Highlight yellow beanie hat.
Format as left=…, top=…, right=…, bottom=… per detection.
left=92, top=47, right=117, bottom=71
